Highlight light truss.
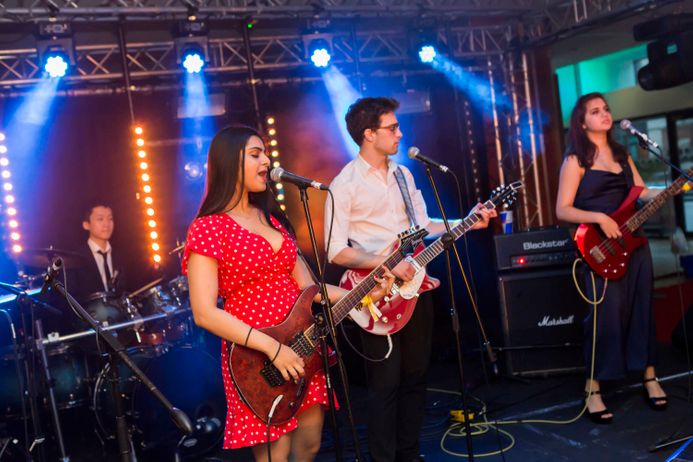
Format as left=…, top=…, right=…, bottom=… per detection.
left=0, top=25, right=511, bottom=87
left=0, top=0, right=537, bottom=23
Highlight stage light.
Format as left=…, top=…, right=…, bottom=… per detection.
left=304, top=34, right=334, bottom=69
left=265, top=115, right=287, bottom=210
left=182, top=48, right=205, bottom=74
left=36, top=22, right=75, bottom=79
left=418, top=45, right=437, bottom=64
left=310, top=47, right=331, bottom=68
left=184, top=161, right=204, bottom=180
left=133, top=125, right=162, bottom=267
left=175, top=20, right=209, bottom=76
left=0, top=133, right=23, bottom=255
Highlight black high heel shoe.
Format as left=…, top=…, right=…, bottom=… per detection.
left=643, top=377, right=668, bottom=411
left=585, top=390, right=613, bottom=424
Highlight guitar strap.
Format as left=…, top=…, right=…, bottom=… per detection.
left=393, top=167, right=418, bottom=227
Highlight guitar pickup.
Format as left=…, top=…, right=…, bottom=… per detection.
left=589, top=246, right=606, bottom=263
left=260, top=361, right=285, bottom=388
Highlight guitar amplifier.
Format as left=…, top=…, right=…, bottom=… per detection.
left=494, top=227, right=578, bottom=272
left=497, top=267, right=587, bottom=376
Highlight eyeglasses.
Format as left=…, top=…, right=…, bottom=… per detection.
left=375, top=123, right=400, bottom=133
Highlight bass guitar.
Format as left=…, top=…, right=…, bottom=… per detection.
left=340, top=181, right=522, bottom=335
left=228, top=226, right=428, bottom=424
left=575, top=167, right=692, bottom=279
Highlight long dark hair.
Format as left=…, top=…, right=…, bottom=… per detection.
left=196, top=125, right=294, bottom=237
left=566, top=92, right=628, bottom=168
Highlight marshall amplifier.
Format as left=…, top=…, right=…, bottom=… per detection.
left=494, top=227, right=578, bottom=271
left=497, top=266, right=587, bottom=376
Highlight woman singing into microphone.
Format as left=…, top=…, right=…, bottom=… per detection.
left=183, top=125, right=395, bottom=461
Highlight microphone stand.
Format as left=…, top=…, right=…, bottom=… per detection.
left=636, top=140, right=693, bottom=184
left=422, top=165, right=475, bottom=461
left=45, top=275, right=193, bottom=462
left=296, top=186, right=363, bottom=462
left=637, top=139, right=693, bottom=458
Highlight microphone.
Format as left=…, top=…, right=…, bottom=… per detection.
left=407, top=147, right=449, bottom=173
left=270, top=167, right=328, bottom=191
left=619, top=119, right=659, bottom=150
left=40, top=257, right=63, bottom=295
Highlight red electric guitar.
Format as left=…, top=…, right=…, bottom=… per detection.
left=340, top=181, right=522, bottom=335
left=227, top=226, right=427, bottom=424
left=575, top=167, right=692, bottom=279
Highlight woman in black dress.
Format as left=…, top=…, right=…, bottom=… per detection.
left=555, top=92, right=668, bottom=424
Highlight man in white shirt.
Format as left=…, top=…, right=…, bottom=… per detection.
left=325, top=97, right=495, bottom=462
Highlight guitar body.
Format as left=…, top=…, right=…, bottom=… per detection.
left=228, top=285, right=323, bottom=425
left=340, top=244, right=441, bottom=335
left=575, top=186, right=648, bottom=279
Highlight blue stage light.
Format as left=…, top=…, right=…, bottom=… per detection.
left=310, top=47, right=332, bottom=68
left=182, top=51, right=205, bottom=74
left=418, top=45, right=437, bottom=64
left=44, top=53, right=69, bottom=78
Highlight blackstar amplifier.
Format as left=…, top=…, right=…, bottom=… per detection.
left=494, top=227, right=578, bottom=271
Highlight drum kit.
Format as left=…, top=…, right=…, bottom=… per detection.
left=0, top=245, right=225, bottom=461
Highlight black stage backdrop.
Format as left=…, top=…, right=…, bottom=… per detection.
left=0, top=75, right=501, bottom=362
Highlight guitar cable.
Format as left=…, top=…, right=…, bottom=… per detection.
left=434, top=258, right=608, bottom=458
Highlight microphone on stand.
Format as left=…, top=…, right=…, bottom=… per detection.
left=40, top=257, right=63, bottom=296
left=619, top=119, right=660, bottom=150
left=407, top=147, right=450, bottom=173
left=270, top=167, right=329, bottom=191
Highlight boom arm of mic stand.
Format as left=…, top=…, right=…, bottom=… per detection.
left=640, top=142, right=693, bottom=184
left=49, top=280, right=193, bottom=436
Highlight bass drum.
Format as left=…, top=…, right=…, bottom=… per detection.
left=0, top=343, right=89, bottom=418
left=93, top=344, right=225, bottom=459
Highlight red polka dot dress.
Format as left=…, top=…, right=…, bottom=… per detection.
left=182, top=213, right=331, bottom=449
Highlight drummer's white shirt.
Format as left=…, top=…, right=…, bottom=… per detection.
left=87, top=239, right=113, bottom=292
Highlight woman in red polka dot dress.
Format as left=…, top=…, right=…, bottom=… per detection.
left=183, top=125, right=394, bottom=461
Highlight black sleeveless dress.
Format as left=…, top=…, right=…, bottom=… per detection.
left=574, top=164, right=657, bottom=380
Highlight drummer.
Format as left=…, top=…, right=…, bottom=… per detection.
left=70, top=204, right=128, bottom=303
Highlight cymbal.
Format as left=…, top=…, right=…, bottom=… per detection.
left=16, top=247, right=88, bottom=269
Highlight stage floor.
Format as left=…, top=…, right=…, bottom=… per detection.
left=6, top=343, right=692, bottom=461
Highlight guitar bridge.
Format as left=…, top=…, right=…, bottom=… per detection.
left=260, top=361, right=285, bottom=388
left=589, top=246, right=606, bottom=263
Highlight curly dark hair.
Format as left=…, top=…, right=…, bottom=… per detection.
left=345, top=97, right=400, bottom=146
left=566, top=92, right=628, bottom=168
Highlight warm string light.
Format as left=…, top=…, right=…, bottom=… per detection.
left=133, top=126, right=162, bottom=266
left=0, top=132, right=23, bottom=255
left=266, top=116, right=286, bottom=211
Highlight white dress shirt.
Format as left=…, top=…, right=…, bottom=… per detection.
left=325, top=155, right=432, bottom=263
left=87, top=239, right=113, bottom=292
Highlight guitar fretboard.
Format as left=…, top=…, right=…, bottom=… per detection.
left=625, top=168, right=693, bottom=232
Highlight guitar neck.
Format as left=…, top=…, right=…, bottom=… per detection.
left=412, top=200, right=492, bottom=268
left=625, top=168, right=692, bottom=231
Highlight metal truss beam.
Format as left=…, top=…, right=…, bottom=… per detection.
left=0, top=25, right=511, bottom=87
left=0, top=0, right=537, bottom=23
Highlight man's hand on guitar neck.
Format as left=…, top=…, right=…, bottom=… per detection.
left=467, top=202, right=497, bottom=231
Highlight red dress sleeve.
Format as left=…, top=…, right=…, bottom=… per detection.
left=181, top=215, right=226, bottom=274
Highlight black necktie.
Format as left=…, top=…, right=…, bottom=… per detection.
left=97, top=250, right=113, bottom=292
